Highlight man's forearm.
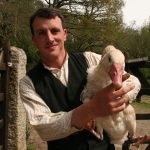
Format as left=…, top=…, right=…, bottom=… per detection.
left=71, top=100, right=96, bottom=129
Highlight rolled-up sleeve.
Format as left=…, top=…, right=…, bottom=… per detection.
left=123, top=74, right=141, bottom=102
left=19, top=76, right=78, bottom=141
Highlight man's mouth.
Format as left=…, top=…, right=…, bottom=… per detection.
left=45, top=44, right=57, bottom=49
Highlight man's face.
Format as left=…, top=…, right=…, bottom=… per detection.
left=32, top=16, right=67, bottom=64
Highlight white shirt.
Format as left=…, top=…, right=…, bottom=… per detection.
left=19, top=51, right=141, bottom=141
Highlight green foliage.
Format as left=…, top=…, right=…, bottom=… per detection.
left=0, top=0, right=150, bottom=68
left=0, top=0, right=126, bottom=67
left=115, top=23, right=150, bottom=59
left=0, top=0, right=44, bottom=69
left=62, top=0, right=124, bottom=53
left=139, top=68, right=150, bottom=84
left=14, top=32, right=40, bottom=70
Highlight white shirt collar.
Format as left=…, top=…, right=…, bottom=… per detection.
left=42, top=54, right=69, bottom=86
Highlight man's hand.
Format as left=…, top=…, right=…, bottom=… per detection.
left=90, top=73, right=135, bottom=117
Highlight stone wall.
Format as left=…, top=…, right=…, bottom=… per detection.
left=7, top=46, right=27, bottom=150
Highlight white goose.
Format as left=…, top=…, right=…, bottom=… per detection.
left=81, top=45, right=136, bottom=144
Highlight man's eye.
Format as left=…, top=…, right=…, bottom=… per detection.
left=35, top=30, right=46, bottom=36
left=38, top=31, right=46, bottom=36
left=51, top=28, right=60, bottom=34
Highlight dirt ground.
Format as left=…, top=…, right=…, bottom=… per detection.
left=27, top=96, right=150, bottom=150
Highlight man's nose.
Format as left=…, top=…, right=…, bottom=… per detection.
left=47, top=31, right=54, bottom=42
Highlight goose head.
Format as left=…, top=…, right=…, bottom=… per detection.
left=100, top=45, right=125, bottom=89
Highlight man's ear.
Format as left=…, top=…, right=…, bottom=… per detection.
left=64, top=29, right=67, bottom=41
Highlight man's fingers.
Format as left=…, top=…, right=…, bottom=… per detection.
left=105, top=83, right=118, bottom=92
left=112, top=102, right=126, bottom=112
left=122, top=73, right=130, bottom=82
left=111, top=95, right=129, bottom=108
left=114, top=83, right=135, bottom=97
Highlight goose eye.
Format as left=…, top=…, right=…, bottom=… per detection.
left=108, top=57, right=111, bottom=63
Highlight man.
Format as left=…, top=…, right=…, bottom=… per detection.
left=19, top=8, right=141, bottom=150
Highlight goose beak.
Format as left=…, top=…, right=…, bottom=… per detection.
left=109, top=63, right=124, bottom=89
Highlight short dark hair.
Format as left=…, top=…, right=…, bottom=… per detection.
left=30, top=8, right=65, bottom=35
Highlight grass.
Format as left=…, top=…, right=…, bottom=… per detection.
left=27, top=144, right=36, bottom=150
left=132, top=101, right=150, bottom=109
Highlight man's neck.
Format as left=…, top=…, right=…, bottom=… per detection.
left=42, top=50, right=67, bottom=69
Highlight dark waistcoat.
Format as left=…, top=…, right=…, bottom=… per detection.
left=27, top=53, right=114, bottom=150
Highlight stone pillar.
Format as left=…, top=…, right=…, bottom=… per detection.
left=7, top=46, right=27, bottom=150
